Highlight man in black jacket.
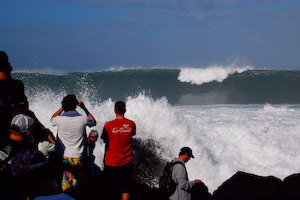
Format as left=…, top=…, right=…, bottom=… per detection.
left=0, top=51, right=28, bottom=139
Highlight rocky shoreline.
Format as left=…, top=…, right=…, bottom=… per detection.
left=79, top=171, right=300, bottom=200
left=78, top=139, right=300, bottom=199
left=212, top=171, right=300, bottom=200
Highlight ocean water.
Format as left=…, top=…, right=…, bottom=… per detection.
left=12, top=66, right=300, bottom=193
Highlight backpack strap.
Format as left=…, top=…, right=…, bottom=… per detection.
left=170, top=161, right=186, bottom=185
left=170, top=161, right=186, bottom=176
left=171, top=161, right=185, bottom=168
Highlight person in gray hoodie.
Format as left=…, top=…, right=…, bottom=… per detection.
left=170, top=147, right=201, bottom=200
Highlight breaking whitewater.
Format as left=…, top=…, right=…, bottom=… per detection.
left=12, top=66, right=300, bottom=192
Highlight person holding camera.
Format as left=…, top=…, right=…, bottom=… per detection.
left=51, top=94, right=96, bottom=198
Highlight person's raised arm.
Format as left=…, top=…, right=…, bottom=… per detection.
left=51, top=107, right=63, bottom=121
left=78, top=100, right=96, bottom=126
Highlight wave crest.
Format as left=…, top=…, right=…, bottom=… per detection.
left=178, top=65, right=253, bottom=85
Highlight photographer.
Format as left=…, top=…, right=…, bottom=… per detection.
left=51, top=94, right=96, bottom=198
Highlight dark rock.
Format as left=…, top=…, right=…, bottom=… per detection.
left=132, top=138, right=166, bottom=185
left=282, top=173, right=300, bottom=200
left=80, top=135, right=300, bottom=200
left=84, top=138, right=300, bottom=200
left=131, top=182, right=163, bottom=200
left=192, top=182, right=213, bottom=200
left=213, top=171, right=283, bottom=200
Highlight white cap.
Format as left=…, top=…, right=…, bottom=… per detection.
left=11, top=114, right=35, bottom=133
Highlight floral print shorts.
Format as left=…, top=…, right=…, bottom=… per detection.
left=61, top=156, right=85, bottom=193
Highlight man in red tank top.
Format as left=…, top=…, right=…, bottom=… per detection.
left=101, top=101, right=136, bottom=200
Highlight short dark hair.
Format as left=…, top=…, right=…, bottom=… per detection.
left=0, top=51, right=12, bottom=78
left=115, top=101, right=126, bottom=114
left=62, top=94, right=77, bottom=111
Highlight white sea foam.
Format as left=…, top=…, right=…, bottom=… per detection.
left=27, top=91, right=300, bottom=193
left=12, top=68, right=67, bottom=75
left=177, top=104, right=300, bottom=193
left=178, top=65, right=252, bottom=85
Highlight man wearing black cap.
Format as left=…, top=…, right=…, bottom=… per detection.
left=0, top=51, right=28, bottom=139
left=170, top=147, right=201, bottom=200
left=101, top=101, right=136, bottom=200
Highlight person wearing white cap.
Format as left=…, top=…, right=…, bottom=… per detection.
left=0, top=114, right=35, bottom=200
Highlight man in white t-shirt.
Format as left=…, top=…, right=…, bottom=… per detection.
left=51, top=94, right=96, bottom=197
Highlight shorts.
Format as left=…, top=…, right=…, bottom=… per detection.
left=104, top=162, right=133, bottom=193
left=61, top=156, right=85, bottom=193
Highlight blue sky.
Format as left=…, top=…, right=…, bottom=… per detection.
left=1, top=0, right=299, bottom=72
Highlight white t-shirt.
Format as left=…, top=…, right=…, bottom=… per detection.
left=51, top=112, right=94, bottom=158
left=34, top=193, right=75, bottom=200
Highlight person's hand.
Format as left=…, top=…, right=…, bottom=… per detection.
left=77, top=99, right=85, bottom=108
left=195, top=179, right=201, bottom=184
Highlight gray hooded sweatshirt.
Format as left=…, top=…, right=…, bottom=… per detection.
left=169, top=158, right=195, bottom=200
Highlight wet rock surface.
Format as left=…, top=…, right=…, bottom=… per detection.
left=80, top=140, right=300, bottom=200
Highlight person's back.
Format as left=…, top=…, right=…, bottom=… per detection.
left=101, top=101, right=136, bottom=200
left=51, top=94, right=96, bottom=197
left=0, top=51, right=54, bottom=149
left=0, top=51, right=28, bottom=139
left=51, top=95, right=96, bottom=158
left=170, top=147, right=201, bottom=200
left=103, top=117, right=136, bottom=166
left=0, top=79, right=25, bottom=136
left=54, top=114, right=91, bottom=157
left=170, top=158, right=193, bottom=200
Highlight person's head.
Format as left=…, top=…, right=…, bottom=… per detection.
left=89, top=130, right=98, bottom=142
left=10, top=149, right=59, bottom=198
left=10, top=114, right=35, bottom=138
left=114, top=101, right=126, bottom=115
left=0, top=51, right=12, bottom=78
left=62, top=94, right=77, bottom=111
left=11, top=98, right=29, bottom=117
left=178, top=147, right=195, bottom=163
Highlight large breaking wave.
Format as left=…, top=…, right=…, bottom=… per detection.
left=178, top=65, right=253, bottom=85
left=10, top=67, right=300, bottom=193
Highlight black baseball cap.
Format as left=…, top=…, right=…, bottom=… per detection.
left=180, top=147, right=195, bottom=158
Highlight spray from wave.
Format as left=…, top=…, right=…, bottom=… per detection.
left=178, top=65, right=253, bottom=85
left=16, top=70, right=300, bottom=193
